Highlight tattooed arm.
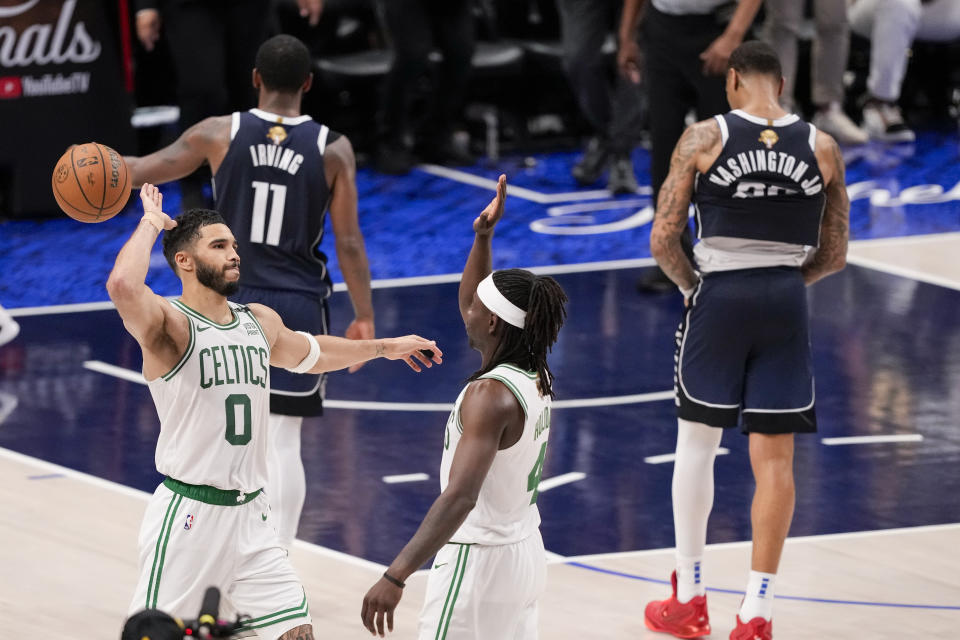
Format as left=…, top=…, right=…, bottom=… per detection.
left=649, top=120, right=720, bottom=294
left=802, top=132, right=849, bottom=285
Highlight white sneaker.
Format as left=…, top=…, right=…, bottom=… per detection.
left=862, top=101, right=915, bottom=143
left=812, top=103, right=868, bottom=145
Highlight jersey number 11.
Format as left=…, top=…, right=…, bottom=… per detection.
left=250, top=181, right=287, bottom=246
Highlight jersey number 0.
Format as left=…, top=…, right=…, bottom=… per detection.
left=250, top=181, right=287, bottom=246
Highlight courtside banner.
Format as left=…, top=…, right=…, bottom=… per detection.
left=0, top=0, right=134, bottom=218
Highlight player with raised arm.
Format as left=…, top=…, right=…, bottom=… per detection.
left=361, top=176, right=569, bottom=639
left=123, top=35, right=373, bottom=549
left=111, top=184, right=440, bottom=639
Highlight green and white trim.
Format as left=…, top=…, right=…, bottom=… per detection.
left=145, top=493, right=183, bottom=609
left=239, top=589, right=310, bottom=631
left=434, top=543, right=471, bottom=640
left=160, top=319, right=195, bottom=382
left=171, top=299, right=240, bottom=329
left=479, top=372, right=529, bottom=417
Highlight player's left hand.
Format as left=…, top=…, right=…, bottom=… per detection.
left=361, top=578, right=402, bottom=637
left=473, top=174, right=506, bottom=236
left=700, top=32, right=740, bottom=76
left=346, top=317, right=375, bottom=373
left=378, top=336, right=443, bottom=372
left=297, top=0, right=323, bottom=26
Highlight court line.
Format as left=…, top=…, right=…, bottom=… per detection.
left=551, top=522, right=960, bottom=564
left=417, top=164, right=618, bottom=203
left=382, top=473, right=430, bottom=484
left=845, top=253, right=960, bottom=292
left=7, top=258, right=658, bottom=316
left=538, top=472, right=586, bottom=492
left=565, top=562, right=960, bottom=611
left=0, top=445, right=389, bottom=574
left=847, top=231, right=960, bottom=248
left=822, top=434, right=923, bottom=446
left=644, top=448, right=729, bottom=465
left=83, top=360, right=674, bottom=411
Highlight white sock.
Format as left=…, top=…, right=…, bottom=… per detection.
left=266, top=414, right=305, bottom=549
left=675, top=554, right=704, bottom=603
left=672, top=419, right=722, bottom=601
left=739, top=571, right=776, bottom=622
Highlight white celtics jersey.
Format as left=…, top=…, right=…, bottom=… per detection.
left=146, top=300, right=271, bottom=492
left=441, top=363, right=552, bottom=545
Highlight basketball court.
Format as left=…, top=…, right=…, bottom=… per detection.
left=1, top=136, right=959, bottom=637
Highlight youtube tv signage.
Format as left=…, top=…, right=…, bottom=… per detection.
left=0, top=0, right=133, bottom=217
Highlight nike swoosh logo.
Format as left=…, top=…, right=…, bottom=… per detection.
left=197, top=326, right=210, bottom=332
left=433, top=562, right=447, bottom=569
left=261, top=513, right=267, bottom=521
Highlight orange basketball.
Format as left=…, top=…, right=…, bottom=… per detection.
left=51, top=142, right=130, bottom=223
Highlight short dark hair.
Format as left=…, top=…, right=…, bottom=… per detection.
left=728, top=40, right=782, bottom=81
left=255, top=34, right=312, bottom=92
left=469, top=269, right=568, bottom=399
left=162, top=208, right=226, bottom=273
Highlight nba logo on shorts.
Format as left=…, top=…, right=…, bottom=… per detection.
left=184, top=515, right=194, bottom=530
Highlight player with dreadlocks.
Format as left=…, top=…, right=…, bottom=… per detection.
left=362, top=175, right=568, bottom=639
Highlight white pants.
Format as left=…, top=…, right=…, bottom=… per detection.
left=418, top=532, right=546, bottom=640
left=849, top=0, right=960, bottom=101
left=129, top=483, right=312, bottom=639
left=764, top=0, right=850, bottom=107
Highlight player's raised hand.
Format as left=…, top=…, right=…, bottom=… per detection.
left=139, top=184, right=176, bottom=230
left=473, top=174, right=507, bottom=236
left=377, top=336, right=443, bottom=372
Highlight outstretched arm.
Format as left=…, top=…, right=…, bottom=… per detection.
left=325, top=136, right=375, bottom=372
left=802, top=132, right=849, bottom=285
left=650, top=120, right=719, bottom=295
left=360, top=380, right=520, bottom=637
left=124, top=116, right=231, bottom=188
left=458, top=174, right=507, bottom=319
left=249, top=303, right=441, bottom=374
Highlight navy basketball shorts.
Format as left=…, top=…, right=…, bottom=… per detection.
left=232, top=286, right=329, bottom=417
left=674, top=266, right=816, bottom=434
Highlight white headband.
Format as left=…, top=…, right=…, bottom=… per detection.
left=476, top=273, right=526, bottom=329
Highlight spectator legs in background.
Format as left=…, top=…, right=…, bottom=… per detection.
left=377, top=0, right=475, bottom=174
left=765, top=0, right=867, bottom=144
left=164, top=0, right=269, bottom=205
left=559, top=0, right=642, bottom=193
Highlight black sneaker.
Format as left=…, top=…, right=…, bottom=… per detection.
left=572, top=136, right=610, bottom=186
left=607, top=153, right=639, bottom=194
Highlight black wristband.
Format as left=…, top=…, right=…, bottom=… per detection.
left=382, top=571, right=405, bottom=589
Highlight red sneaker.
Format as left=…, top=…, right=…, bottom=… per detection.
left=729, top=615, right=773, bottom=640
left=644, top=571, right=711, bottom=638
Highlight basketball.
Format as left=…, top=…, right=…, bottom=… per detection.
left=51, top=142, right=130, bottom=223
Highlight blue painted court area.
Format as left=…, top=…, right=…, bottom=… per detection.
left=0, top=133, right=959, bottom=566
left=1, top=133, right=960, bottom=308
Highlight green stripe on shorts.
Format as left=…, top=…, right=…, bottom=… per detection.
left=240, top=590, right=309, bottom=629
left=147, top=494, right=182, bottom=608
left=435, top=544, right=471, bottom=640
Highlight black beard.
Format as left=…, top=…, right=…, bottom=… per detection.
left=195, top=260, right=239, bottom=296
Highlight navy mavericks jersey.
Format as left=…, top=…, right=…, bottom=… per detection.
left=214, top=109, right=338, bottom=298
left=695, top=110, right=825, bottom=248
